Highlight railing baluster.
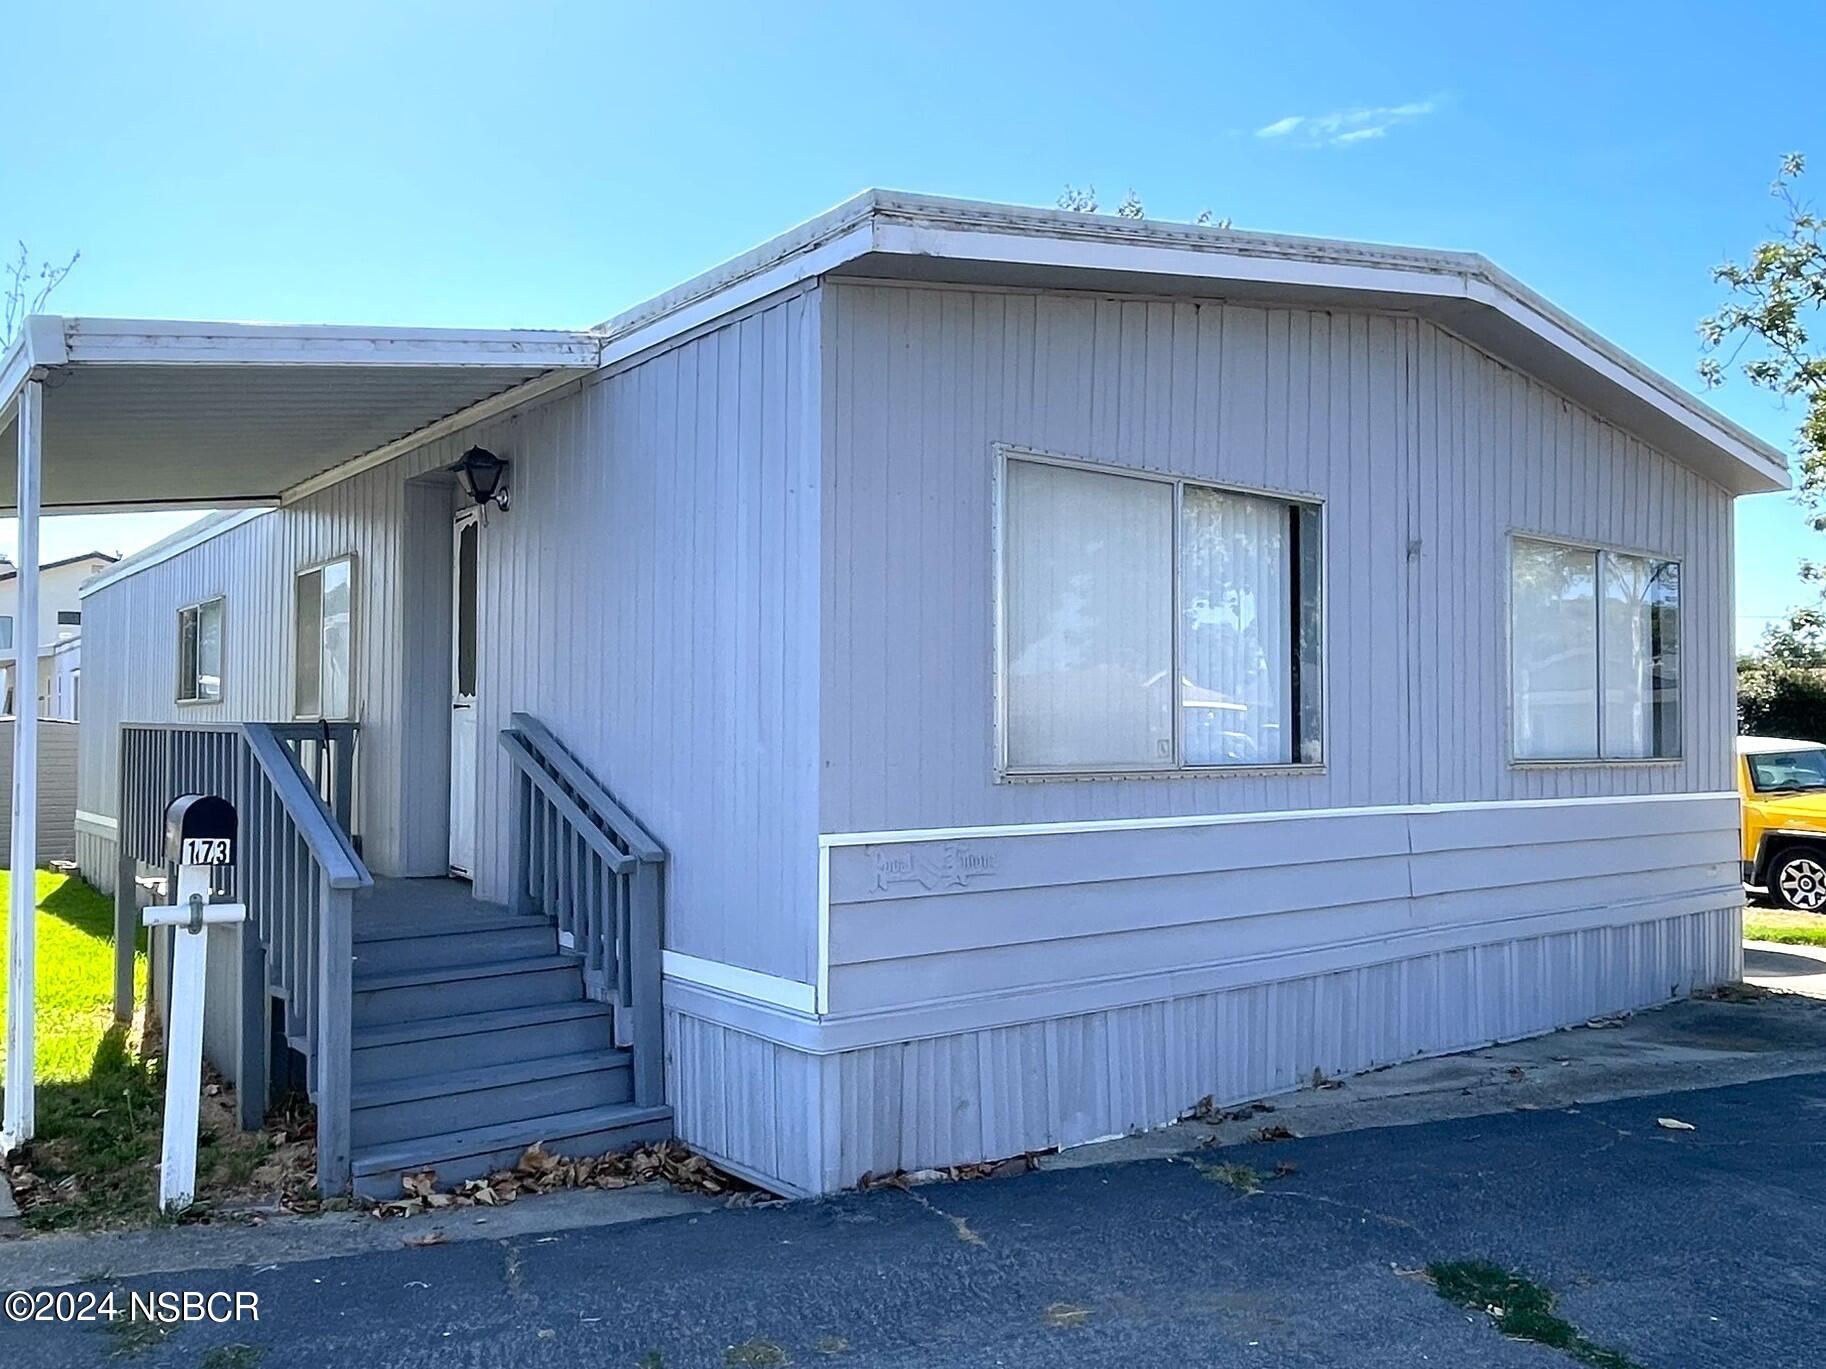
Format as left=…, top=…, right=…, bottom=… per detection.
left=496, top=721, right=662, bottom=1059
left=529, top=794, right=543, bottom=920
left=617, top=869, right=632, bottom=1013
left=506, top=771, right=529, bottom=917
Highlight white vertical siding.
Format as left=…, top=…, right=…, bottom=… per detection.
left=819, top=283, right=1735, bottom=835
left=1409, top=323, right=1735, bottom=802
left=664, top=892, right=1743, bottom=1194
left=821, top=902, right=1742, bottom=1186
left=79, top=287, right=823, bottom=982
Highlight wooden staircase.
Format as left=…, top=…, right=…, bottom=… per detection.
left=346, top=879, right=671, bottom=1200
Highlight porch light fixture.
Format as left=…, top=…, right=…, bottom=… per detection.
left=450, top=446, right=511, bottom=511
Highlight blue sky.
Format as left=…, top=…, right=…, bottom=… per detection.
left=4, top=1, right=1822, bottom=646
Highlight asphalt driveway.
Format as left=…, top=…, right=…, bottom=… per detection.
left=5, top=1069, right=1823, bottom=1368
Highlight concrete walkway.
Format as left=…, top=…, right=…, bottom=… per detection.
left=1744, top=938, right=1826, bottom=997
left=1049, top=984, right=1826, bottom=1169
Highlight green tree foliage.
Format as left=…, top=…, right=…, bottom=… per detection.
left=1738, top=656, right=1826, bottom=741
left=1758, top=599, right=1826, bottom=668
left=1705, top=155, right=1826, bottom=685
left=1701, top=154, right=1825, bottom=520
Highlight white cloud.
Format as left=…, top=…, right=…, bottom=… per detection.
left=1255, top=98, right=1440, bottom=148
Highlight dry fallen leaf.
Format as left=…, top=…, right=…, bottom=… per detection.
left=403, top=1230, right=446, bottom=1248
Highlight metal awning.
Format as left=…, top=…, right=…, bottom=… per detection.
left=0, top=317, right=605, bottom=511
left=0, top=313, right=603, bottom=1154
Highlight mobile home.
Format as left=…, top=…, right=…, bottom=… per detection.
left=43, top=193, right=1782, bottom=1196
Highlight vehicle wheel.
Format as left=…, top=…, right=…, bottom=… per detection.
left=1771, top=848, right=1826, bottom=912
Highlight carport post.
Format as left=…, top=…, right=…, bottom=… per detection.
left=1, top=375, right=41, bottom=1154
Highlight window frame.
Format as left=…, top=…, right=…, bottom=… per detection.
left=992, top=445, right=1328, bottom=783
left=175, top=596, right=226, bottom=705
left=1506, top=530, right=1683, bottom=767
left=293, top=554, right=358, bottom=722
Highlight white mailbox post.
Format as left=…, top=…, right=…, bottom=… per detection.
left=143, top=795, right=246, bottom=1212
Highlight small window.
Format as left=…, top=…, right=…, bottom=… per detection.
left=999, top=453, right=1323, bottom=775
left=1510, top=536, right=1680, bottom=761
left=0, top=616, right=12, bottom=651
left=295, top=557, right=354, bottom=719
left=57, top=610, right=80, bottom=627
left=176, top=598, right=225, bottom=703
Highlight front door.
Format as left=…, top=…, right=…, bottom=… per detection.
left=448, top=508, right=480, bottom=878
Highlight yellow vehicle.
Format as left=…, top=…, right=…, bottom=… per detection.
left=1739, top=735, right=1826, bottom=910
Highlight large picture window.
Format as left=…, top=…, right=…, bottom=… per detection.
left=1510, top=536, right=1680, bottom=761
left=294, top=557, right=353, bottom=720
left=1000, top=453, right=1323, bottom=775
left=176, top=597, right=224, bottom=704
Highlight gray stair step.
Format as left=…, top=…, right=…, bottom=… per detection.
left=350, top=1051, right=632, bottom=1148
left=351, top=1103, right=673, bottom=1199
left=352, top=955, right=584, bottom=1027
left=352, top=1047, right=632, bottom=1108
left=352, top=920, right=558, bottom=975
left=355, top=998, right=614, bottom=1048
left=352, top=1001, right=615, bottom=1084
left=354, top=909, right=534, bottom=942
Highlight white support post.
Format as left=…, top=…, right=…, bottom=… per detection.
left=143, top=864, right=245, bottom=1211
left=2, top=376, right=41, bottom=1155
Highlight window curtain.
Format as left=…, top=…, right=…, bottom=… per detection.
left=1004, top=460, right=1173, bottom=769
left=1180, top=486, right=1291, bottom=765
left=196, top=599, right=223, bottom=701
left=1602, top=553, right=1680, bottom=759
left=1511, top=540, right=1598, bottom=759
left=1602, top=553, right=1656, bottom=758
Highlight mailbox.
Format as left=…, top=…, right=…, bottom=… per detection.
left=164, top=794, right=237, bottom=868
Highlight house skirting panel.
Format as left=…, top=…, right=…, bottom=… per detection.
left=664, top=901, right=1743, bottom=1196
left=76, top=823, right=118, bottom=895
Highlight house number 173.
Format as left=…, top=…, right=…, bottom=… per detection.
left=179, top=838, right=232, bottom=866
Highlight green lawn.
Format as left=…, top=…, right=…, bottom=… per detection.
left=0, top=871, right=295, bottom=1229
left=0, top=870, right=146, bottom=1081
left=0, top=870, right=163, bottom=1228
left=1744, top=907, right=1826, bottom=947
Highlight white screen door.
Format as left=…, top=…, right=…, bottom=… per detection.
left=448, top=509, right=480, bottom=878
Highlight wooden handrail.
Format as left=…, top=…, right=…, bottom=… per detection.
left=242, top=725, right=371, bottom=890
left=499, top=731, right=638, bottom=875
left=500, top=714, right=665, bottom=1109
left=509, top=712, right=664, bottom=862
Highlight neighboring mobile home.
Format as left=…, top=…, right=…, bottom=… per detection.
left=61, top=193, right=1783, bottom=1197
left=0, top=548, right=114, bottom=716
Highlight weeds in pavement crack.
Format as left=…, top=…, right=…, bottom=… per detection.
left=1426, top=1260, right=1643, bottom=1369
